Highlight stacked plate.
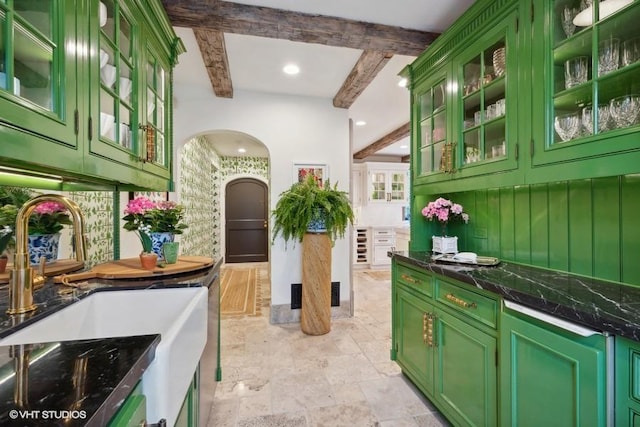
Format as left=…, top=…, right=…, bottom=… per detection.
left=493, top=47, right=506, bottom=77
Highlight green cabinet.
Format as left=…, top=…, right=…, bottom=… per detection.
left=615, top=336, right=640, bottom=427
left=392, top=261, right=498, bottom=427
left=529, top=0, right=640, bottom=181
left=407, top=0, right=640, bottom=192
left=108, top=381, right=146, bottom=427
left=0, top=0, right=183, bottom=190
left=175, top=366, right=200, bottom=427
left=500, top=303, right=608, bottom=427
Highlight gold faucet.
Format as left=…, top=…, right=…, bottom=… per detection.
left=7, top=194, right=87, bottom=315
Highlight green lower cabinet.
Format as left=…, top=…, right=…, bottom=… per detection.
left=395, top=284, right=435, bottom=394
left=615, top=336, right=640, bottom=427
left=108, top=381, right=146, bottom=427
left=434, top=309, right=496, bottom=427
left=175, top=367, right=201, bottom=427
left=394, top=283, right=497, bottom=427
left=500, top=309, right=608, bottom=427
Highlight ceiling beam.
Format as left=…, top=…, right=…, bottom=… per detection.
left=353, top=122, right=410, bottom=160
left=193, top=28, right=233, bottom=98
left=333, top=50, right=393, bottom=109
left=162, top=1, right=439, bottom=56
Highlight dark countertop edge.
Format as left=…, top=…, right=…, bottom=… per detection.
left=390, top=251, right=639, bottom=341
left=86, top=334, right=161, bottom=427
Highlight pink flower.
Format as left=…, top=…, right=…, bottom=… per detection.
left=34, top=202, right=67, bottom=215
left=124, top=197, right=156, bottom=215
left=155, top=200, right=177, bottom=211
left=421, top=197, right=469, bottom=226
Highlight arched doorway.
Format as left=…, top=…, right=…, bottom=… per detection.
left=225, top=178, right=269, bottom=263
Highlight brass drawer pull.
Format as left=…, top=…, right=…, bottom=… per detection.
left=446, top=293, right=477, bottom=309
left=401, top=273, right=418, bottom=284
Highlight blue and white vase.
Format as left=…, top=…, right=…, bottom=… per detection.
left=28, top=233, right=61, bottom=265
left=307, top=209, right=327, bottom=233
left=150, top=232, right=174, bottom=261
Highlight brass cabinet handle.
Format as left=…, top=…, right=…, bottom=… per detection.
left=445, top=293, right=477, bottom=309
left=423, top=312, right=428, bottom=344
left=426, top=313, right=435, bottom=347
left=401, top=273, right=417, bottom=284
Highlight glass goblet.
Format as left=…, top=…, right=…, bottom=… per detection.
left=554, top=112, right=581, bottom=142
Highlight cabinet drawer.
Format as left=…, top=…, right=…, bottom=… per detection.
left=436, top=279, right=497, bottom=329
left=396, top=264, right=433, bottom=297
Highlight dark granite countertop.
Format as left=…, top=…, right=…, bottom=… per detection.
left=0, top=335, right=159, bottom=427
left=0, top=257, right=222, bottom=425
left=391, top=251, right=640, bottom=341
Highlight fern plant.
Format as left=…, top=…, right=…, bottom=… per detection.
left=272, top=174, right=354, bottom=246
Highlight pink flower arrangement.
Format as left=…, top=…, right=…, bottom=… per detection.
left=122, top=197, right=188, bottom=253
left=29, top=201, right=72, bottom=235
left=422, top=197, right=469, bottom=236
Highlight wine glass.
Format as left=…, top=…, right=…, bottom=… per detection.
left=565, top=56, right=589, bottom=89
left=561, top=7, right=578, bottom=38
left=609, top=95, right=640, bottom=128
left=581, top=106, right=593, bottom=135
left=554, top=112, right=581, bottom=142
left=598, top=38, right=620, bottom=76
left=597, top=103, right=613, bottom=133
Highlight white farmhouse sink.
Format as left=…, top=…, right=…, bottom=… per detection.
left=0, top=287, right=209, bottom=426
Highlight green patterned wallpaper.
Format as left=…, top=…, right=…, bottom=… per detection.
left=67, top=191, right=115, bottom=267
left=220, top=156, right=269, bottom=181
left=179, top=136, right=220, bottom=259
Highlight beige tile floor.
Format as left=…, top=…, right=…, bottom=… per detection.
left=207, top=265, right=450, bottom=427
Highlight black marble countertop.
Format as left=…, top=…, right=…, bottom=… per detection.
left=0, top=257, right=222, bottom=425
left=391, top=251, right=640, bottom=341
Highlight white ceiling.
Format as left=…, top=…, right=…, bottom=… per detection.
left=172, top=0, right=475, bottom=158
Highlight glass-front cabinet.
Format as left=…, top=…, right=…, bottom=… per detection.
left=454, top=9, right=520, bottom=179
left=415, top=68, right=451, bottom=182
left=531, top=0, right=640, bottom=178
left=0, top=0, right=78, bottom=152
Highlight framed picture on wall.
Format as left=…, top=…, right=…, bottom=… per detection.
left=292, top=163, right=328, bottom=186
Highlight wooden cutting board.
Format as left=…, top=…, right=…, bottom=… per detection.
left=53, top=256, right=214, bottom=283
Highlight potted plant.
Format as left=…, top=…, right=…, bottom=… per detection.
left=272, top=174, right=354, bottom=246
left=27, top=201, right=73, bottom=265
left=421, top=197, right=469, bottom=254
left=0, top=187, right=34, bottom=270
left=272, top=174, right=354, bottom=335
left=122, top=197, right=188, bottom=264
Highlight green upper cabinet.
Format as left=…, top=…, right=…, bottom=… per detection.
left=0, top=0, right=183, bottom=190
left=530, top=0, right=640, bottom=181
left=0, top=0, right=81, bottom=172
left=453, top=8, right=520, bottom=180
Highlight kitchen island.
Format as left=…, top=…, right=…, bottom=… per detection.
left=0, top=257, right=222, bottom=426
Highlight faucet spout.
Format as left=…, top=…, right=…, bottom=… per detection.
left=7, top=194, right=87, bottom=315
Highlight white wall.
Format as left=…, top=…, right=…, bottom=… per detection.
left=171, top=86, right=352, bottom=308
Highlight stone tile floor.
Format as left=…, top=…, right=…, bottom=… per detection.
left=207, top=265, right=450, bottom=427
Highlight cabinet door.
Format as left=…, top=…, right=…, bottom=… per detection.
left=453, top=7, right=520, bottom=179
left=368, top=168, right=408, bottom=203
left=433, top=309, right=497, bottom=427
left=140, top=34, right=172, bottom=179
left=413, top=66, right=452, bottom=184
left=501, top=310, right=607, bottom=427
left=88, top=0, right=140, bottom=167
left=616, top=336, right=640, bottom=427
left=107, top=382, right=146, bottom=427
left=530, top=0, right=640, bottom=180
left=0, top=1, right=80, bottom=160
left=394, top=285, right=435, bottom=395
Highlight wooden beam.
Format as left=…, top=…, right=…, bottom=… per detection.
left=401, top=155, right=410, bottom=163
left=193, top=28, right=233, bottom=98
left=333, top=50, right=393, bottom=109
left=162, top=1, right=439, bottom=56
left=353, top=122, right=410, bottom=160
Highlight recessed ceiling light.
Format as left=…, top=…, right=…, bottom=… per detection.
left=283, top=64, right=300, bottom=75
left=238, top=148, right=246, bottom=153
left=355, top=121, right=366, bottom=126
left=398, top=78, right=408, bottom=88
left=400, top=145, right=408, bottom=149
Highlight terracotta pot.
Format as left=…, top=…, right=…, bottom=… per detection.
left=139, top=253, right=158, bottom=270
left=0, top=256, right=7, bottom=274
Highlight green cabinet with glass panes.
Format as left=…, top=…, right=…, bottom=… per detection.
left=528, top=0, right=640, bottom=182
left=407, top=0, right=640, bottom=192
left=0, top=0, right=182, bottom=190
